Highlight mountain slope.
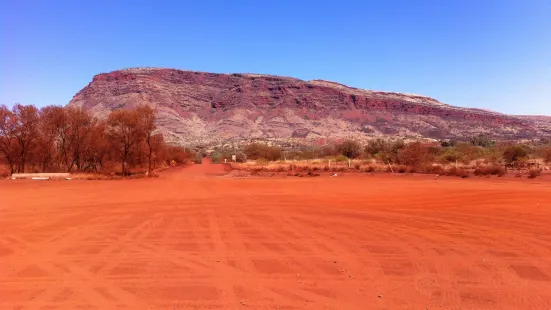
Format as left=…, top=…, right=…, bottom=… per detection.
left=68, top=68, right=550, bottom=145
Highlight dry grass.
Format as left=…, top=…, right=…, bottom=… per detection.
left=230, top=159, right=388, bottom=174
left=473, top=164, right=507, bottom=177
left=230, top=159, right=551, bottom=179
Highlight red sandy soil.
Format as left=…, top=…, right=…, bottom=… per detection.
left=1, top=161, right=551, bottom=309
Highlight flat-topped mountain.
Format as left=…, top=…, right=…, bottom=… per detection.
left=68, top=68, right=550, bottom=145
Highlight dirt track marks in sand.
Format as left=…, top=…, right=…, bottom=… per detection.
left=1, top=163, right=551, bottom=309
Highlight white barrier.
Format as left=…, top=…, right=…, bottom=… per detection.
left=11, top=173, right=71, bottom=180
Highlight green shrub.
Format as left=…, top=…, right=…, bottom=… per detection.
left=470, top=134, right=495, bottom=147
left=235, top=152, right=247, bottom=163
left=503, top=145, right=528, bottom=166
left=244, top=143, right=282, bottom=161
left=334, top=155, right=348, bottom=162
left=336, top=140, right=362, bottom=159
left=210, top=151, right=222, bottom=164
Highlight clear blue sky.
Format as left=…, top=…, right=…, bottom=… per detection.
left=1, top=0, right=550, bottom=115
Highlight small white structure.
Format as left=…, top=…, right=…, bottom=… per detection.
left=11, top=173, right=71, bottom=180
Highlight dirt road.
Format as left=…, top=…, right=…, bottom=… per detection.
left=1, top=163, right=551, bottom=309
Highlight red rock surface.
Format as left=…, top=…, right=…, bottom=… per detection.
left=68, top=68, right=549, bottom=144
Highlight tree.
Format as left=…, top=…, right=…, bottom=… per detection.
left=470, top=134, right=495, bottom=147
left=543, top=147, right=551, bottom=164
left=365, top=138, right=387, bottom=156
left=107, top=109, right=142, bottom=175
left=80, top=119, right=108, bottom=172
left=66, top=107, right=98, bottom=172
left=397, top=142, right=432, bottom=167
left=13, top=104, right=40, bottom=173
left=244, top=143, right=282, bottom=161
left=136, top=105, right=157, bottom=174
left=503, top=145, right=528, bottom=166
left=337, top=140, right=362, bottom=159
left=0, top=105, right=18, bottom=174
left=366, top=139, right=405, bottom=163
left=36, top=106, right=65, bottom=172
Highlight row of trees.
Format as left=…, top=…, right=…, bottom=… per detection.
left=0, top=104, right=189, bottom=175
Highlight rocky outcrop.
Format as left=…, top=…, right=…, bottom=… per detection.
left=68, top=68, right=548, bottom=145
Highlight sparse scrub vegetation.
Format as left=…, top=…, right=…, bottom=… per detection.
left=225, top=135, right=550, bottom=179
left=2, top=104, right=550, bottom=180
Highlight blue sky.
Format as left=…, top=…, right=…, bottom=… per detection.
left=1, top=0, right=550, bottom=114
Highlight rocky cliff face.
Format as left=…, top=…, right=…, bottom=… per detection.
left=69, top=68, right=550, bottom=145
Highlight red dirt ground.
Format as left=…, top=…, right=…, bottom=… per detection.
left=1, top=161, right=551, bottom=309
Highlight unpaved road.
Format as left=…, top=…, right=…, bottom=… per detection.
left=1, top=163, right=551, bottom=309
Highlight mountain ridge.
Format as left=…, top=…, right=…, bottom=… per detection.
left=68, top=68, right=551, bottom=145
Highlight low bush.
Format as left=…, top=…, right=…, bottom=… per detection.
left=397, top=142, right=433, bottom=167
left=503, top=145, right=529, bottom=166
left=244, top=143, right=282, bottom=161
left=473, top=165, right=506, bottom=176
left=334, top=155, right=349, bottom=162
left=428, top=165, right=445, bottom=175
left=210, top=151, right=222, bottom=164
left=364, top=166, right=375, bottom=172
left=235, top=152, right=247, bottom=163
left=446, top=167, right=470, bottom=178
left=397, top=165, right=407, bottom=173
left=528, top=168, right=541, bottom=179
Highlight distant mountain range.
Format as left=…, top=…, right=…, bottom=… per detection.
left=68, top=68, right=551, bottom=145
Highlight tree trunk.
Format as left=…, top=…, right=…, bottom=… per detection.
left=122, top=146, right=128, bottom=176
left=148, top=146, right=152, bottom=175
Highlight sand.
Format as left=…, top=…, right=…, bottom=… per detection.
left=1, top=161, right=550, bottom=309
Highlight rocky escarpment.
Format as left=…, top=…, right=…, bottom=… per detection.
left=68, top=68, right=548, bottom=145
